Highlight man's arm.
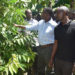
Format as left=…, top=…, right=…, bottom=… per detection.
left=49, top=40, right=58, bottom=67
left=14, top=23, right=39, bottom=31
left=14, top=24, right=26, bottom=29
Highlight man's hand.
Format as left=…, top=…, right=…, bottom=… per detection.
left=48, top=40, right=58, bottom=68
left=14, top=24, right=19, bottom=27
left=48, top=58, right=53, bottom=68
left=13, top=24, right=26, bottom=29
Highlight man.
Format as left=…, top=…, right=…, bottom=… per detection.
left=49, top=6, right=75, bottom=75
left=24, top=9, right=39, bottom=46
left=19, top=9, right=39, bottom=75
left=25, top=9, right=39, bottom=46
left=25, top=9, right=39, bottom=75
left=14, top=8, right=57, bottom=75
left=25, top=9, right=38, bottom=25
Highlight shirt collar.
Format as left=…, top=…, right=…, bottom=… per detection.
left=45, top=18, right=54, bottom=24
left=60, top=20, right=72, bottom=26
left=43, top=18, right=58, bottom=27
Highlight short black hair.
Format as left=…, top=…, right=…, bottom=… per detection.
left=43, top=7, right=55, bottom=19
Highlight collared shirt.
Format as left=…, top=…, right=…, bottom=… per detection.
left=55, top=21, right=75, bottom=62
left=25, top=18, right=39, bottom=46
left=27, top=18, right=38, bottom=25
left=26, top=18, right=57, bottom=45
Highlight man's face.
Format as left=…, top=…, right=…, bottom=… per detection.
left=41, top=10, right=50, bottom=21
left=56, top=10, right=65, bottom=21
left=25, top=11, right=32, bottom=19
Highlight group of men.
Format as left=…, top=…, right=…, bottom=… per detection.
left=14, top=6, right=75, bottom=75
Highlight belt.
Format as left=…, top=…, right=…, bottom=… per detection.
left=40, top=44, right=53, bottom=48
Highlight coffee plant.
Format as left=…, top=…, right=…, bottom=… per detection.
left=0, top=0, right=36, bottom=75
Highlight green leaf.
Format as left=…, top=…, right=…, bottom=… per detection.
left=12, top=63, right=18, bottom=74
left=19, top=64, right=25, bottom=71
left=9, top=64, right=14, bottom=75
left=0, top=66, right=5, bottom=71
left=5, top=68, right=9, bottom=75
left=22, top=55, right=26, bottom=62
left=16, top=39, right=21, bottom=45
left=20, top=38, right=24, bottom=45
left=9, top=0, right=17, bottom=4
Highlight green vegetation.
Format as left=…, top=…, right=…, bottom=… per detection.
left=0, top=0, right=74, bottom=75
left=0, top=0, right=36, bottom=75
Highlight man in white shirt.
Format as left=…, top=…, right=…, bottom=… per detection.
left=25, top=9, right=39, bottom=46
left=25, top=9, right=38, bottom=25
left=25, top=9, right=39, bottom=75
left=14, top=8, right=57, bottom=75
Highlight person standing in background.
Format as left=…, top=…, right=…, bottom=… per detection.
left=24, top=9, right=39, bottom=47
left=18, top=9, right=39, bottom=75
left=25, top=9, right=39, bottom=75
left=25, top=9, right=38, bottom=26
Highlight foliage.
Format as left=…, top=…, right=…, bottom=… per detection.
left=53, top=0, right=72, bottom=8
left=0, top=0, right=73, bottom=75
left=26, top=0, right=55, bottom=13
left=0, top=0, right=36, bottom=75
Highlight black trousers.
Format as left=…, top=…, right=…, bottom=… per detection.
left=54, top=58, right=74, bottom=75
left=28, top=46, right=53, bottom=75
left=36, top=45, right=53, bottom=75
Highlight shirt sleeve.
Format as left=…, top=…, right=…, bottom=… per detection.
left=25, top=24, right=39, bottom=31
left=71, top=21, right=75, bottom=33
left=54, top=27, right=58, bottom=40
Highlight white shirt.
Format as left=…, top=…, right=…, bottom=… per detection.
left=25, top=18, right=39, bottom=46
left=27, top=18, right=38, bottom=25
left=26, top=18, right=58, bottom=45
